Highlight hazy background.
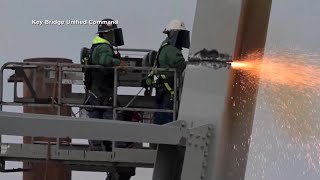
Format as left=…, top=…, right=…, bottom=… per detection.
left=247, top=1, right=320, bottom=180
left=1, top=0, right=320, bottom=180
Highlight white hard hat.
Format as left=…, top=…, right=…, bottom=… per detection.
left=163, top=20, right=187, bottom=33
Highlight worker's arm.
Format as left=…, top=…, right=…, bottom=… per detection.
left=93, top=44, right=120, bottom=66
left=164, top=46, right=187, bottom=73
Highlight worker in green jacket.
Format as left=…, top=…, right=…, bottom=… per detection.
left=85, top=18, right=135, bottom=180
left=88, top=19, right=124, bottom=99
left=154, top=20, right=190, bottom=125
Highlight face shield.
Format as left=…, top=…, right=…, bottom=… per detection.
left=176, top=30, right=190, bottom=49
left=106, top=28, right=124, bottom=47
left=168, top=30, right=190, bottom=49
left=101, top=28, right=124, bottom=47
left=112, top=28, right=124, bottom=47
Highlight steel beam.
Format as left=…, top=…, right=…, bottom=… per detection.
left=62, top=93, right=158, bottom=108
left=152, top=145, right=184, bottom=180
left=179, top=0, right=242, bottom=126
left=179, top=1, right=242, bottom=179
left=0, top=143, right=155, bottom=170
left=0, top=112, right=186, bottom=145
left=180, top=0, right=272, bottom=180
left=216, top=1, right=272, bottom=180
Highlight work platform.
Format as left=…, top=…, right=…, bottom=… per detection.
left=0, top=111, right=213, bottom=179
left=0, top=48, right=215, bottom=180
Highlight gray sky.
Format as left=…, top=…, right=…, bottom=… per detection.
left=247, top=1, right=320, bottom=180
left=1, top=0, right=320, bottom=180
left=266, top=0, right=320, bottom=52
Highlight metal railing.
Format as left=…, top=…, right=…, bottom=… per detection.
left=0, top=62, right=180, bottom=121
left=0, top=61, right=182, bottom=150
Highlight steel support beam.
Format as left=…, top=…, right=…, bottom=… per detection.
left=0, top=112, right=186, bottom=145
left=179, top=1, right=243, bottom=180
left=152, top=145, right=184, bottom=180
left=0, top=144, right=155, bottom=166
left=0, top=120, right=215, bottom=177
left=217, top=1, right=272, bottom=180
left=180, top=0, right=272, bottom=180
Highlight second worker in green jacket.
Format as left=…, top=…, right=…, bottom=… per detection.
left=154, top=20, right=190, bottom=125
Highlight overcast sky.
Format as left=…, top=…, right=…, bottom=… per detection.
left=1, top=0, right=320, bottom=180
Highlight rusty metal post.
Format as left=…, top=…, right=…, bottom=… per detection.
left=22, top=58, right=72, bottom=180
left=216, top=0, right=273, bottom=179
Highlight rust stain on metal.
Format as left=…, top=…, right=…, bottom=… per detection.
left=22, top=58, right=72, bottom=180
left=217, top=0, right=273, bottom=179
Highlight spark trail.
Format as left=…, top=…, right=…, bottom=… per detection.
left=231, top=53, right=320, bottom=91
left=232, top=50, right=320, bottom=175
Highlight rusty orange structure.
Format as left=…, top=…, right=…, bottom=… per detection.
left=22, top=58, right=72, bottom=180
left=217, top=0, right=273, bottom=179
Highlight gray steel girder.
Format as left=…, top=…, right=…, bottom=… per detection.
left=0, top=111, right=186, bottom=145
left=0, top=113, right=216, bottom=178
left=0, top=143, right=155, bottom=168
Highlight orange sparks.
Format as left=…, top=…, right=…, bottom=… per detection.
left=231, top=50, right=320, bottom=142
left=230, top=53, right=320, bottom=91
left=232, top=51, right=320, bottom=173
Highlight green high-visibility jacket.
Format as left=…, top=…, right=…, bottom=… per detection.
left=91, top=36, right=120, bottom=66
left=157, top=41, right=187, bottom=85
left=90, top=36, right=120, bottom=98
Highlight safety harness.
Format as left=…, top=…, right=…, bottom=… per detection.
left=141, top=43, right=174, bottom=98
left=81, top=36, right=116, bottom=91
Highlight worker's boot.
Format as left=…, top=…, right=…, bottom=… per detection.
left=117, top=167, right=135, bottom=180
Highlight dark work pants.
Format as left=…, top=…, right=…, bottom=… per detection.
left=87, top=109, right=135, bottom=179
left=152, top=87, right=175, bottom=149
left=87, top=108, right=129, bottom=149
left=154, top=87, right=174, bottom=125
